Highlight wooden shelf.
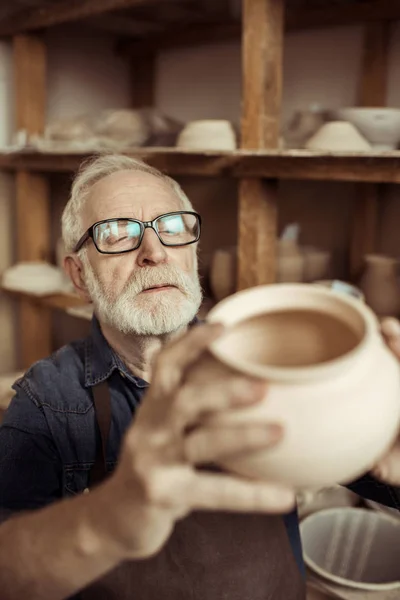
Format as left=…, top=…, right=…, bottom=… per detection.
left=2, top=148, right=400, bottom=183
left=1, top=287, right=86, bottom=313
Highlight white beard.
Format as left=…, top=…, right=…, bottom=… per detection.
left=82, top=258, right=203, bottom=336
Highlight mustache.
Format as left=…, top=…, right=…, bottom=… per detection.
left=122, top=264, right=196, bottom=297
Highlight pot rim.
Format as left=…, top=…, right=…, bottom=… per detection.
left=207, top=283, right=379, bottom=382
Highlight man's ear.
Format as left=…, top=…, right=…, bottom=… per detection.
left=64, top=255, right=92, bottom=303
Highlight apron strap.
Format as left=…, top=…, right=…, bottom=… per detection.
left=89, top=381, right=112, bottom=488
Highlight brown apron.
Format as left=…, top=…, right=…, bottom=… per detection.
left=82, top=383, right=305, bottom=600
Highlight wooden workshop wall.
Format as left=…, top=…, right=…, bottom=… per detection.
left=41, top=22, right=400, bottom=348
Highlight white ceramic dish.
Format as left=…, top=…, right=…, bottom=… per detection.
left=176, top=120, right=237, bottom=150
left=334, top=108, right=400, bottom=151
left=305, top=121, right=371, bottom=152
left=300, top=508, right=400, bottom=591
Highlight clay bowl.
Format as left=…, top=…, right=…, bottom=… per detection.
left=300, top=508, right=400, bottom=591
left=176, top=119, right=237, bottom=150
left=334, top=108, right=400, bottom=151
left=186, top=284, right=400, bottom=489
left=305, top=121, right=371, bottom=152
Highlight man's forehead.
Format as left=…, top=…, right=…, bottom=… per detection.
left=84, top=169, right=181, bottom=221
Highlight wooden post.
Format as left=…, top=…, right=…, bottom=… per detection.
left=131, top=51, right=156, bottom=108
left=238, top=0, right=284, bottom=289
left=350, top=22, right=390, bottom=280
left=14, top=34, right=51, bottom=368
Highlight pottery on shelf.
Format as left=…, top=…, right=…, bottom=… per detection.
left=334, top=107, right=400, bottom=151
left=185, top=284, right=400, bottom=489
left=312, top=280, right=365, bottom=302
left=209, top=247, right=237, bottom=301
left=305, top=121, right=371, bottom=152
left=277, top=223, right=304, bottom=283
left=2, top=261, right=66, bottom=296
left=302, top=247, right=331, bottom=282
left=359, top=254, right=400, bottom=318
left=176, top=120, right=237, bottom=150
left=283, top=106, right=326, bottom=149
left=300, top=508, right=400, bottom=591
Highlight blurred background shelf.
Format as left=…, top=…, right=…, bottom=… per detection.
left=2, top=149, right=400, bottom=183
left=1, top=287, right=86, bottom=313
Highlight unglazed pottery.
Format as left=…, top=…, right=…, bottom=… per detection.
left=334, top=107, right=400, bottom=151
left=305, top=121, right=371, bottom=152
left=359, top=254, right=400, bottom=318
left=186, top=284, right=400, bottom=488
left=277, top=236, right=304, bottom=283
left=312, top=280, right=365, bottom=302
left=300, top=508, right=400, bottom=591
left=209, top=247, right=237, bottom=301
left=176, top=120, right=237, bottom=150
left=302, top=247, right=331, bottom=282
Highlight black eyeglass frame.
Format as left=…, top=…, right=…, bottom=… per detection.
left=73, top=211, right=202, bottom=255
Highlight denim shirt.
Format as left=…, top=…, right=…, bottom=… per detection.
left=0, top=317, right=399, bottom=578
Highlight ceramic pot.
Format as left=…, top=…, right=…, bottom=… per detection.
left=359, top=254, right=400, bottom=318
left=305, top=121, right=371, bottom=152
left=300, top=508, right=400, bottom=591
left=186, top=284, right=400, bottom=489
left=302, top=247, right=331, bottom=282
left=277, top=239, right=304, bottom=283
left=176, top=120, right=237, bottom=150
left=209, top=247, right=237, bottom=301
left=284, top=107, right=326, bottom=149
left=312, top=280, right=365, bottom=302
left=334, top=107, right=400, bottom=151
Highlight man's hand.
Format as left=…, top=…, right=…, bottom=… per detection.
left=98, top=323, right=295, bottom=561
left=371, top=318, right=400, bottom=485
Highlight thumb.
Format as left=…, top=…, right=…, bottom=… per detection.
left=372, top=441, right=400, bottom=486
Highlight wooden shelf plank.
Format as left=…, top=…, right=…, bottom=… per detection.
left=120, top=0, right=400, bottom=57
left=1, top=288, right=86, bottom=312
left=2, top=149, right=400, bottom=183
left=0, top=0, right=158, bottom=36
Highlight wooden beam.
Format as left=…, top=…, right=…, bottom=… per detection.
left=119, top=0, right=400, bottom=57
left=4, top=149, right=400, bottom=183
left=0, top=0, right=161, bottom=36
left=237, top=0, right=284, bottom=290
left=287, top=0, right=400, bottom=31
left=131, top=51, right=156, bottom=108
left=350, top=22, right=391, bottom=280
left=358, top=23, right=390, bottom=106
left=14, top=34, right=51, bottom=369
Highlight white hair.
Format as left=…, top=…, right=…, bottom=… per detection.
left=61, top=154, right=194, bottom=253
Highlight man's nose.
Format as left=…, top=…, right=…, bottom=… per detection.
left=136, top=228, right=168, bottom=266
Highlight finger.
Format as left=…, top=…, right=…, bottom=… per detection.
left=184, top=423, right=283, bottom=465
left=145, top=375, right=267, bottom=431
left=154, top=323, right=225, bottom=393
left=381, top=318, right=400, bottom=358
left=372, top=443, right=400, bottom=486
left=187, top=472, right=296, bottom=514
left=170, top=378, right=268, bottom=430
left=381, top=318, right=400, bottom=339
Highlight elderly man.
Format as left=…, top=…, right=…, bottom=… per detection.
left=0, top=154, right=399, bottom=600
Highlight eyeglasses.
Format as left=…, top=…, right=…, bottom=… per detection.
left=73, top=211, right=202, bottom=255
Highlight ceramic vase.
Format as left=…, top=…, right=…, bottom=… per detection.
left=359, top=254, right=400, bottom=318
left=277, top=239, right=304, bottom=283
left=186, top=284, right=400, bottom=489
left=209, top=247, right=237, bottom=301
left=302, top=247, right=331, bottom=282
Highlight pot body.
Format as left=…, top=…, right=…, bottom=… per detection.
left=188, top=284, right=400, bottom=489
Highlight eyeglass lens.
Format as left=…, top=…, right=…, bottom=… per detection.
left=93, top=213, right=199, bottom=253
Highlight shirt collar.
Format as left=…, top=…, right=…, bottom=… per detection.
left=84, top=315, right=200, bottom=388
